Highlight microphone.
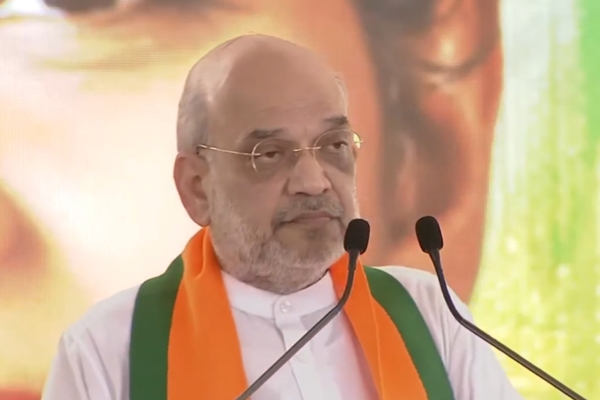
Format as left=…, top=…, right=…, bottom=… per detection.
left=235, top=218, right=371, bottom=400
left=415, top=215, right=588, bottom=400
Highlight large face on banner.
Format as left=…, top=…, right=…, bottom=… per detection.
left=0, top=0, right=501, bottom=397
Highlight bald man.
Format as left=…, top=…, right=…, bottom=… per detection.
left=42, top=36, right=520, bottom=400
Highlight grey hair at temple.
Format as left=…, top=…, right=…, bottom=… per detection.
left=176, top=79, right=210, bottom=153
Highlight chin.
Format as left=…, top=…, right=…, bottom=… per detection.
left=0, top=389, right=39, bottom=400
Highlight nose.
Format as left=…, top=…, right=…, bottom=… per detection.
left=286, top=152, right=332, bottom=196
left=43, top=0, right=115, bottom=13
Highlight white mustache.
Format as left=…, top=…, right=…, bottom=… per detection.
left=275, top=197, right=344, bottom=225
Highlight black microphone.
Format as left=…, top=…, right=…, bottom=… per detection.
left=235, top=218, right=371, bottom=400
left=415, top=215, right=587, bottom=400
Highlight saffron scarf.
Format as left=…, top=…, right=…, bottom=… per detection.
left=130, top=228, right=455, bottom=399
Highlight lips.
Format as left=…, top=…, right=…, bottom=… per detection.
left=0, top=389, right=39, bottom=400
left=291, top=211, right=333, bottom=221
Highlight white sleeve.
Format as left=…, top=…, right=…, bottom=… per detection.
left=380, top=266, right=524, bottom=400
left=42, top=333, right=111, bottom=400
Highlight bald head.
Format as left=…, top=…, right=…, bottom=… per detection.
left=176, top=35, right=347, bottom=152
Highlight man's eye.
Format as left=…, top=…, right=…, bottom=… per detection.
left=331, top=141, right=348, bottom=149
left=0, top=0, right=223, bottom=20
left=256, top=150, right=283, bottom=160
left=262, top=151, right=281, bottom=159
left=37, top=0, right=215, bottom=14
left=42, top=0, right=116, bottom=13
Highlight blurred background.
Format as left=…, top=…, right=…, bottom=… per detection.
left=0, top=0, right=598, bottom=398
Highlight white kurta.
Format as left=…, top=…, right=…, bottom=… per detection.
left=42, top=266, right=523, bottom=400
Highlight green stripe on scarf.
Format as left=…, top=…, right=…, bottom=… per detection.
left=130, top=256, right=183, bottom=399
left=364, top=267, right=455, bottom=400
left=130, top=258, right=454, bottom=400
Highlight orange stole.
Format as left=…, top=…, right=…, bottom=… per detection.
left=167, top=228, right=428, bottom=399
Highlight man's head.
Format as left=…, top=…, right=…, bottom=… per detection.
left=174, top=35, right=360, bottom=293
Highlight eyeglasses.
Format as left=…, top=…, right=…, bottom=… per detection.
left=196, top=129, right=363, bottom=175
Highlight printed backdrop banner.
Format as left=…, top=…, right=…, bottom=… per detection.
left=0, top=0, right=598, bottom=399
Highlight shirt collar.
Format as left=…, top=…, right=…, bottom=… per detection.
left=222, top=269, right=338, bottom=319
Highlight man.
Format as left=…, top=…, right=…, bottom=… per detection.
left=42, top=35, right=519, bottom=400
left=1, top=0, right=503, bottom=397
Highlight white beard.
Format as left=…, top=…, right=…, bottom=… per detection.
left=207, top=182, right=359, bottom=294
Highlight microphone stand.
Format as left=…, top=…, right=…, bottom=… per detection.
left=427, top=249, right=587, bottom=400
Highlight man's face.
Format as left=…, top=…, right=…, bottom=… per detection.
left=196, top=45, right=360, bottom=289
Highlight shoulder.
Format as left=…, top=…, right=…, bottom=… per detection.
left=44, top=286, right=140, bottom=399
left=368, top=265, right=462, bottom=317
left=366, top=266, right=523, bottom=398
left=370, top=265, right=443, bottom=297
left=61, top=285, right=140, bottom=369
left=366, top=266, right=471, bottom=361
left=65, top=285, right=140, bottom=342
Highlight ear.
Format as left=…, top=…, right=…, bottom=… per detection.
left=173, top=153, right=211, bottom=227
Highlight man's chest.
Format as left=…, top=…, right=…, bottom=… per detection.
left=232, top=307, right=378, bottom=400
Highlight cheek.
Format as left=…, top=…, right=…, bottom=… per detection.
left=329, top=173, right=359, bottom=213
left=0, top=390, right=39, bottom=400
left=216, top=176, right=281, bottom=225
left=0, top=23, right=197, bottom=297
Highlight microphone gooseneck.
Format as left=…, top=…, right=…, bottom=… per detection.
left=415, top=215, right=587, bottom=400
left=235, top=218, right=370, bottom=400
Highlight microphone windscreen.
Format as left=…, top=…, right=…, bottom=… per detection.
left=415, top=216, right=444, bottom=252
left=344, top=218, right=370, bottom=254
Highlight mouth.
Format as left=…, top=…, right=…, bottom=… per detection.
left=285, top=212, right=336, bottom=227
left=0, top=388, right=39, bottom=400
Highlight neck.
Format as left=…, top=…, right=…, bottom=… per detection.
left=220, top=263, right=328, bottom=295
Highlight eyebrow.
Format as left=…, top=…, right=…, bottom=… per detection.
left=324, top=115, right=350, bottom=130
left=243, top=115, right=350, bottom=141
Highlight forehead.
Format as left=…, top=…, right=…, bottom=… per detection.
left=243, top=114, right=350, bottom=144
left=208, top=48, right=348, bottom=144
